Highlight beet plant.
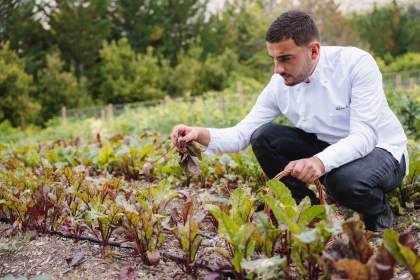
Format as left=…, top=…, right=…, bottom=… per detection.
left=321, top=214, right=419, bottom=280
left=261, top=179, right=342, bottom=279
left=205, top=187, right=257, bottom=279
left=167, top=193, right=205, bottom=276
left=82, top=179, right=124, bottom=251
left=116, top=181, right=178, bottom=265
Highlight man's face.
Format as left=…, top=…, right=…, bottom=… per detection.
left=266, top=38, right=318, bottom=86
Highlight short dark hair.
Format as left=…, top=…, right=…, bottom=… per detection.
left=266, top=10, right=320, bottom=45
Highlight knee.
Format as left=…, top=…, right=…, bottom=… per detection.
left=326, top=168, right=370, bottom=203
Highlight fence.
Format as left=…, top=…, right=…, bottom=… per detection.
left=60, top=71, right=419, bottom=124
left=382, top=69, right=420, bottom=88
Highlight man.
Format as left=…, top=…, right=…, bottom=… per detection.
left=170, top=10, right=408, bottom=232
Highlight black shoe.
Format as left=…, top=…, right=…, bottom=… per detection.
left=363, top=200, right=394, bottom=232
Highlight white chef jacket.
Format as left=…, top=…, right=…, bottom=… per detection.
left=204, top=46, right=409, bottom=174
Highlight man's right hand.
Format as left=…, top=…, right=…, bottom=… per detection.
left=171, top=125, right=210, bottom=152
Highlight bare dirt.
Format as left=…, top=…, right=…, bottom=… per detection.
left=0, top=203, right=418, bottom=280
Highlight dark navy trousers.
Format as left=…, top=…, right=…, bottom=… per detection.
left=250, top=123, right=406, bottom=218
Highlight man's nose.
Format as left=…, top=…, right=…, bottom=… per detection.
left=274, top=61, right=284, bottom=74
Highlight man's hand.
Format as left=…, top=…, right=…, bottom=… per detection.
left=284, top=157, right=325, bottom=184
left=170, top=125, right=210, bottom=152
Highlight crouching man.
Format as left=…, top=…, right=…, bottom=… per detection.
left=171, top=10, right=408, bottom=232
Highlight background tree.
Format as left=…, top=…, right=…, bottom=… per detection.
left=0, top=0, right=52, bottom=76
left=111, top=0, right=209, bottom=64
left=0, top=43, right=40, bottom=126
left=355, top=0, right=420, bottom=60
left=49, top=0, right=111, bottom=81
left=98, top=38, right=167, bottom=103
left=37, top=52, right=91, bottom=122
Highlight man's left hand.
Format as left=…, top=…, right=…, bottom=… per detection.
left=284, top=157, right=325, bottom=184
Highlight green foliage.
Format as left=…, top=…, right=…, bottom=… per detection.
left=0, top=130, right=418, bottom=279
left=322, top=215, right=419, bottom=280
left=201, top=2, right=273, bottom=82
left=49, top=0, right=111, bottom=81
left=83, top=179, right=124, bottom=248
left=383, top=229, right=420, bottom=279
left=111, top=0, right=209, bottom=64
left=99, top=38, right=167, bottom=103
left=241, top=256, right=286, bottom=280
left=262, top=180, right=341, bottom=279
left=386, top=52, right=420, bottom=72
left=0, top=0, right=52, bottom=75
left=117, top=181, right=178, bottom=265
left=355, top=1, right=420, bottom=58
left=0, top=43, right=40, bottom=126
left=205, top=187, right=257, bottom=278
left=37, top=52, right=92, bottom=122
left=389, top=143, right=420, bottom=215
left=168, top=194, right=204, bottom=275
left=165, top=46, right=240, bottom=97
left=386, top=87, right=420, bottom=140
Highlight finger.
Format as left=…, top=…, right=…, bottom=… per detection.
left=301, top=171, right=315, bottom=184
left=176, top=125, right=191, bottom=141
left=171, top=125, right=181, bottom=140
left=284, top=161, right=296, bottom=172
left=172, top=126, right=188, bottom=150
left=291, top=161, right=304, bottom=178
left=300, top=164, right=313, bottom=182
left=182, top=132, right=193, bottom=143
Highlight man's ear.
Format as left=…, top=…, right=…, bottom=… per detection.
left=309, top=41, right=320, bottom=60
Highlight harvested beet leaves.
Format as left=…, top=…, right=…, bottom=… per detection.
left=176, top=136, right=202, bottom=177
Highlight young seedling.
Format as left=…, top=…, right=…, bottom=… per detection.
left=117, top=181, right=178, bottom=265
left=205, top=187, right=257, bottom=280
left=82, top=179, right=124, bottom=252
left=167, top=193, right=205, bottom=276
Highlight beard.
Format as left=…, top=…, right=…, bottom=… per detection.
left=282, top=55, right=313, bottom=86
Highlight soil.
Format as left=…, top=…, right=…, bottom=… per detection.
left=0, top=188, right=418, bottom=280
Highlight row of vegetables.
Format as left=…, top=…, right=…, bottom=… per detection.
left=0, top=133, right=418, bottom=279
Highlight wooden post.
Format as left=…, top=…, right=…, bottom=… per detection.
left=61, top=106, right=67, bottom=124
left=237, top=80, right=244, bottom=105
left=219, top=95, right=225, bottom=112
left=106, top=104, right=113, bottom=120
left=395, top=74, right=402, bottom=88
left=100, top=109, right=105, bottom=122
left=408, top=78, right=416, bottom=89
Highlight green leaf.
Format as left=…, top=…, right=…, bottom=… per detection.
left=98, top=142, right=114, bottom=166
left=291, top=248, right=306, bottom=275
left=264, top=196, right=299, bottom=233
left=138, top=144, right=153, bottom=159
left=191, top=235, right=203, bottom=261
left=298, top=205, right=326, bottom=225
left=383, top=229, right=405, bottom=264
left=295, top=228, right=318, bottom=244
left=267, top=179, right=296, bottom=207
left=205, top=204, right=238, bottom=240
left=265, top=196, right=289, bottom=225
left=398, top=243, right=420, bottom=279
left=232, top=250, right=244, bottom=273
left=230, top=187, right=254, bottom=223
left=242, top=256, right=286, bottom=280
